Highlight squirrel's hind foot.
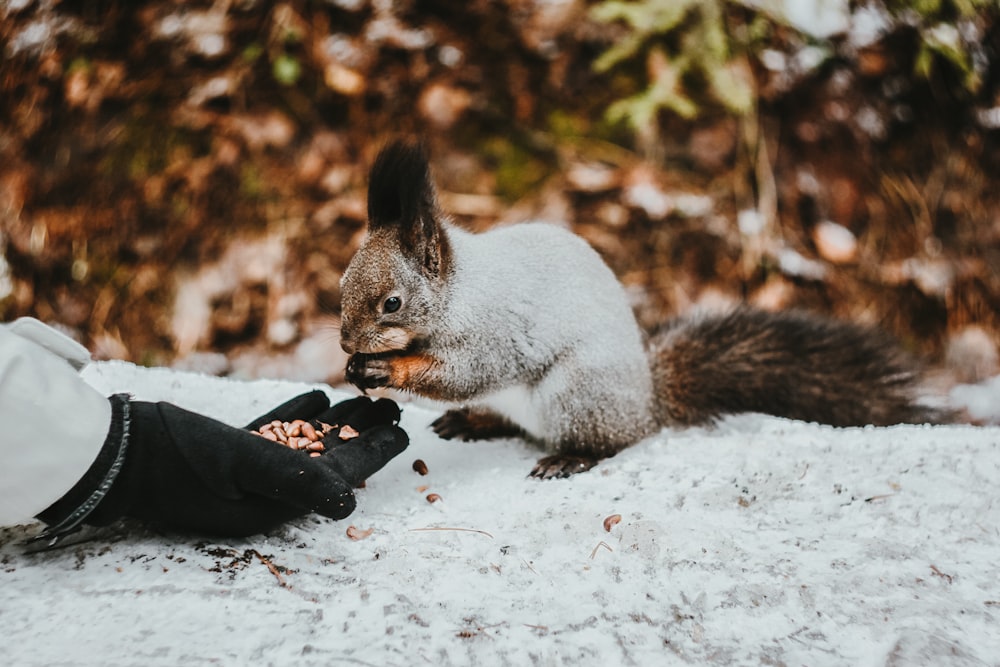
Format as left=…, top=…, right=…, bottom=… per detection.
left=431, top=408, right=525, bottom=441
left=529, top=455, right=600, bottom=479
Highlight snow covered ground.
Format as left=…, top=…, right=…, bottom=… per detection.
left=2, top=360, right=999, bottom=666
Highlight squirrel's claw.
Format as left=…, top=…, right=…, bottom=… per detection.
left=346, top=354, right=391, bottom=392
left=431, top=408, right=526, bottom=442
left=529, top=454, right=600, bottom=480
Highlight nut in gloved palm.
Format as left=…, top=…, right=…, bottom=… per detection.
left=245, top=394, right=402, bottom=458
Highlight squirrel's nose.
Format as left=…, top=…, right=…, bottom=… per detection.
left=340, top=333, right=356, bottom=355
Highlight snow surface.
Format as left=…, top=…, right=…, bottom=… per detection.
left=2, top=360, right=999, bottom=666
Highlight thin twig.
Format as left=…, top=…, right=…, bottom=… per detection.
left=590, top=541, right=613, bottom=560
left=250, top=549, right=288, bottom=588
left=930, top=564, right=954, bottom=584
left=409, top=527, right=494, bottom=538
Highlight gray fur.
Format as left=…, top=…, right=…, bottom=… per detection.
left=342, top=219, right=658, bottom=457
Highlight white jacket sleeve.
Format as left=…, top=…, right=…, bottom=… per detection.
left=0, top=318, right=111, bottom=525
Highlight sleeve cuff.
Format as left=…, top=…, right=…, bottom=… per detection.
left=33, top=394, right=132, bottom=547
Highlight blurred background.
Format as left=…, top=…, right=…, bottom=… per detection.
left=2, top=0, right=999, bottom=395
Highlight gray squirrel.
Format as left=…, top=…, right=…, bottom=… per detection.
left=340, top=141, right=946, bottom=478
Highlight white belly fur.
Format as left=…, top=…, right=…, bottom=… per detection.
left=477, top=383, right=543, bottom=439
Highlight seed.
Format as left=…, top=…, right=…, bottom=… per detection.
left=346, top=525, right=374, bottom=540
left=412, top=459, right=429, bottom=476
left=426, top=493, right=442, bottom=503
left=339, top=424, right=360, bottom=440
left=309, top=452, right=322, bottom=458
left=250, top=421, right=326, bottom=455
left=603, top=514, right=622, bottom=532
left=301, top=422, right=319, bottom=441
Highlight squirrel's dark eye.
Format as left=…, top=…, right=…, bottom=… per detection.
left=383, top=296, right=402, bottom=314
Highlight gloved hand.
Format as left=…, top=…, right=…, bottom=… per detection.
left=35, top=391, right=407, bottom=541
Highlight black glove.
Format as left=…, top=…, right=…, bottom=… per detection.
left=35, top=391, right=407, bottom=542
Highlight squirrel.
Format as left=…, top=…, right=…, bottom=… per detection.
left=340, top=141, right=948, bottom=478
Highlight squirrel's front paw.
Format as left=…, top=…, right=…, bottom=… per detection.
left=346, top=354, right=392, bottom=391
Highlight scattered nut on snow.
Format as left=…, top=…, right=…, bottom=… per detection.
left=603, top=514, right=622, bottom=532
left=346, top=525, right=374, bottom=540
left=412, top=459, right=429, bottom=475
left=426, top=493, right=442, bottom=504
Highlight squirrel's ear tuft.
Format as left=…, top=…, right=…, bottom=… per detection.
left=367, top=140, right=434, bottom=230
left=366, top=140, right=450, bottom=279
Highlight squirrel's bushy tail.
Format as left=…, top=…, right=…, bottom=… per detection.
left=648, top=307, right=949, bottom=428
